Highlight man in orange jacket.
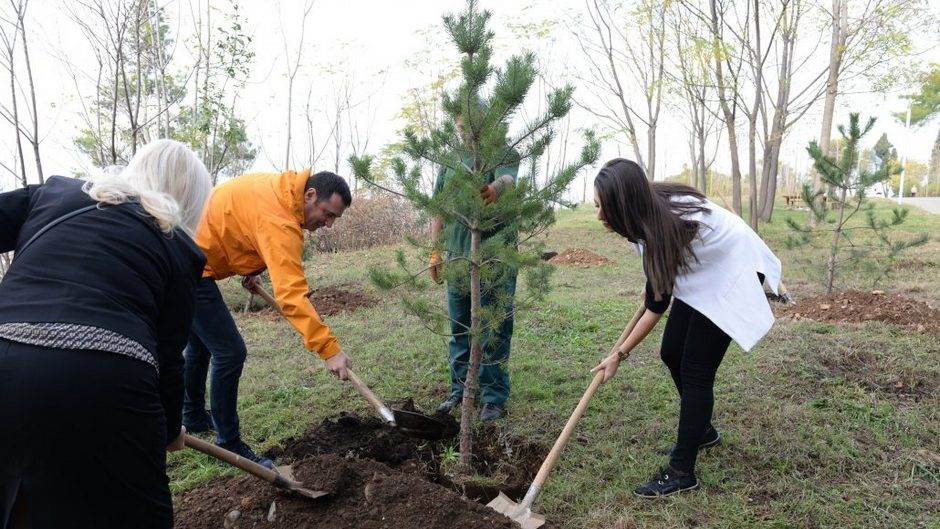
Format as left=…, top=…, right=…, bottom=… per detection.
left=182, top=169, right=351, bottom=468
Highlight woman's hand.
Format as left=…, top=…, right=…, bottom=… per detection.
left=591, top=352, right=622, bottom=384
left=167, top=426, right=186, bottom=452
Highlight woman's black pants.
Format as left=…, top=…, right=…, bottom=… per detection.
left=659, top=298, right=732, bottom=474
left=0, top=339, right=172, bottom=529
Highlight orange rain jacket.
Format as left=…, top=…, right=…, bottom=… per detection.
left=195, top=169, right=341, bottom=359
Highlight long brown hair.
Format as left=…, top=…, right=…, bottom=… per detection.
left=594, top=158, right=709, bottom=298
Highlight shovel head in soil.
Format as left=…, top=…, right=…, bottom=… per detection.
left=392, top=408, right=450, bottom=439
left=184, top=435, right=329, bottom=500
left=274, top=465, right=330, bottom=500
left=487, top=492, right=546, bottom=529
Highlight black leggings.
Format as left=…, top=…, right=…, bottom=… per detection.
left=659, top=299, right=732, bottom=473
left=0, top=340, right=172, bottom=529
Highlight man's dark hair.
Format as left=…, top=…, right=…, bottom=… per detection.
left=306, top=171, right=352, bottom=206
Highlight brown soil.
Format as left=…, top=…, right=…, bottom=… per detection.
left=548, top=248, right=611, bottom=266
left=175, top=455, right=516, bottom=529
left=175, top=413, right=550, bottom=529
left=308, top=285, right=379, bottom=317
left=777, top=290, right=940, bottom=335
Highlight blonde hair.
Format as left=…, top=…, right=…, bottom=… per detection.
left=84, top=139, right=211, bottom=235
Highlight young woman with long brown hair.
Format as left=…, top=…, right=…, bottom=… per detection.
left=590, top=158, right=782, bottom=497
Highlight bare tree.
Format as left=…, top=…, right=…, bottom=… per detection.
left=8, top=0, right=41, bottom=182
left=679, top=0, right=746, bottom=213
left=280, top=0, right=315, bottom=170
left=0, top=2, right=24, bottom=186
left=670, top=4, right=722, bottom=193
left=573, top=0, right=668, bottom=180
left=814, top=0, right=927, bottom=190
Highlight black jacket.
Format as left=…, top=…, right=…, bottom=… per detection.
left=0, top=176, right=206, bottom=443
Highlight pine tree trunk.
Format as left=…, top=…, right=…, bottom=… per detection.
left=458, top=227, right=483, bottom=472
left=826, top=186, right=849, bottom=295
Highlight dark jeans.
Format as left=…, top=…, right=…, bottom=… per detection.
left=0, top=340, right=171, bottom=529
left=446, top=273, right=516, bottom=406
left=182, top=278, right=248, bottom=446
left=659, top=298, right=732, bottom=473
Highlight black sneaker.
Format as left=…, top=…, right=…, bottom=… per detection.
left=436, top=395, right=462, bottom=414
left=479, top=402, right=505, bottom=421
left=660, top=426, right=722, bottom=456
left=634, top=467, right=699, bottom=498
left=219, top=440, right=275, bottom=470
left=183, top=411, right=214, bottom=435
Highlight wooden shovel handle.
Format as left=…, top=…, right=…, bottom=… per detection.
left=184, top=434, right=283, bottom=485
left=346, top=368, right=396, bottom=424
left=249, top=283, right=281, bottom=315
left=521, top=300, right=647, bottom=508
left=248, top=283, right=395, bottom=425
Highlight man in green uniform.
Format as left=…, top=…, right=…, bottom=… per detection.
left=428, top=116, right=519, bottom=421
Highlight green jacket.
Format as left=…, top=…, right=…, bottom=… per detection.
left=433, top=152, right=520, bottom=258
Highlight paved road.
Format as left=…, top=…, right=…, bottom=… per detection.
left=902, top=197, right=940, bottom=215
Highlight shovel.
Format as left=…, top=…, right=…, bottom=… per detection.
left=183, top=434, right=328, bottom=499
left=488, top=302, right=647, bottom=528
left=246, top=282, right=449, bottom=439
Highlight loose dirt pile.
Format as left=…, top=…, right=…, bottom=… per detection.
left=175, top=454, right=516, bottom=529
left=548, top=248, right=611, bottom=266
left=308, top=285, right=379, bottom=316
left=777, top=290, right=940, bottom=334
left=175, top=413, right=550, bottom=529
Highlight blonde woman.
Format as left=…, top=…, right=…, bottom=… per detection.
left=0, top=139, right=210, bottom=529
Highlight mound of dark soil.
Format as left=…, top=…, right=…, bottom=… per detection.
left=548, top=248, right=611, bottom=266
left=174, top=454, right=516, bottom=529
left=176, top=413, right=551, bottom=528
left=308, top=285, right=379, bottom=316
left=777, top=290, right=940, bottom=334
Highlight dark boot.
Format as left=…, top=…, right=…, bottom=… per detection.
left=634, top=466, right=699, bottom=498
left=660, top=426, right=721, bottom=456
left=479, top=402, right=505, bottom=421
left=183, top=410, right=214, bottom=435
left=219, top=440, right=274, bottom=470
left=436, top=394, right=462, bottom=414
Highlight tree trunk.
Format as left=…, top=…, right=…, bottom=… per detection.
left=826, top=184, right=849, bottom=295
left=697, top=124, right=707, bottom=194
left=8, top=61, right=27, bottom=187
left=748, top=119, right=759, bottom=229
left=458, top=227, right=483, bottom=471
left=929, top=125, right=940, bottom=196
left=815, top=0, right=845, bottom=190
left=647, top=124, right=657, bottom=181
left=19, top=12, right=42, bottom=183
left=709, top=0, right=742, bottom=215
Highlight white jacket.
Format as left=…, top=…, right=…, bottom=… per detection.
left=637, top=199, right=781, bottom=351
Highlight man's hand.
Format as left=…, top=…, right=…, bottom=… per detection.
left=325, top=351, right=351, bottom=380
left=167, top=426, right=186, bottom=452
left=480, top=184, right=498, bottom=204
left=429, top=251, right=443, bottom=284
left=591, top=352, right=622, bottom=384
left=241, top=274, right=262, bottom=293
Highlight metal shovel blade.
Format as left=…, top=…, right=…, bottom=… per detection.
left=275, top=465, right=330, bottom=500
left=487, top=492, right=546, bottom=529
left=392, top=409, right=451, bottom=440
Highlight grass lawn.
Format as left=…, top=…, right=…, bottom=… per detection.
left=169, top=199, right=939, bottom=529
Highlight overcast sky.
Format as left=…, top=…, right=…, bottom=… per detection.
left=2, top=0, right=939, bottom=195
